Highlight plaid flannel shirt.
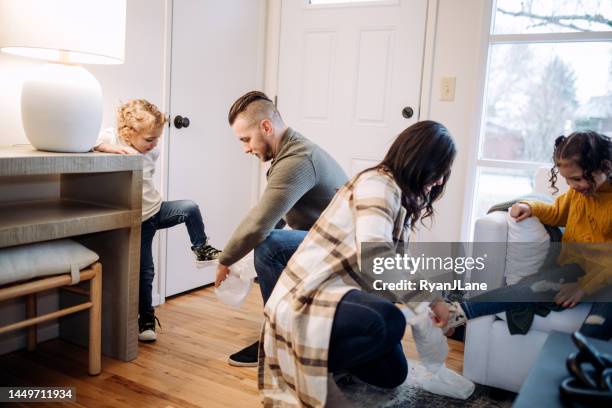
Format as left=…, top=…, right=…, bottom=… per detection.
left=259, top=169, right=422, bottom=407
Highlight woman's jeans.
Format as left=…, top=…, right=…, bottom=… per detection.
left=460, top=264, right=612, bottom=340
left=329, top=290, right=408, bottom=388
left=254, top=229, right=308, bottom=303
left=140, top=200, right=207, bottom=316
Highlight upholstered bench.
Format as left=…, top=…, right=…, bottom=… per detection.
left=0, top=239, right=102, bottom=375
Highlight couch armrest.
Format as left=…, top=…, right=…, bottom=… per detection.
left=463, top=212, right=508, bottom=385
left=469, top=211, right=508, bottom=292
left=463, top=315, right=496, bottom=384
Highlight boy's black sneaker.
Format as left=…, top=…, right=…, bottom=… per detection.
left=228, top=341, right=259, bottom=367
left=193, top=243, right=221, bottom=267
left=138, top=312, right=161, bottom=342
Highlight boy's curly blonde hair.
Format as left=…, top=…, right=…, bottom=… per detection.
left=117, top=99, right=167, bottom=142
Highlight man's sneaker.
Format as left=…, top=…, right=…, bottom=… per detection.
left=138, top=313, right=161, bottom=342
left=228, top=341, right=259, bottom=367
left=193, top=243, right=221, bottom=267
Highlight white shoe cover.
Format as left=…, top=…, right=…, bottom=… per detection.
left=408, top=309, right=475, bottom=400
left=215, top=257, right=256, bottom=308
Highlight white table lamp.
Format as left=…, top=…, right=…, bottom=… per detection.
left=0, top=0, right=126, bottom=152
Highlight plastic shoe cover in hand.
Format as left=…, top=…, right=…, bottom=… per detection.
left=215, top=257, right=256, bottom=308
left=409, top=311, right=449, bottom=373
left=404, top=307, right=475, bottom=399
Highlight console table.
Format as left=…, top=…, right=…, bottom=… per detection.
left=0, top=146, right=142, bottom=361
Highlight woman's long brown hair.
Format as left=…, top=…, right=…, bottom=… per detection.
left=367, top=120, right=457, bottom=230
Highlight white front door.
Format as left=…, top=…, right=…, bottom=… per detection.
left=165, top=0, right=264, bottom=296
left=277, top=0, right=427, bottom=176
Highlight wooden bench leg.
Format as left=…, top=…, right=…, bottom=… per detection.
left=26, top=294, right=37, bottom=351
left=88, top=263, right=102, bottom=375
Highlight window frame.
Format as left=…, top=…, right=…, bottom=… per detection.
left=462, top=0, right=612, bottom=241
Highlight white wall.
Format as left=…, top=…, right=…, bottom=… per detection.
left=0, top=55, right=36, bottom=146
left=417, top=0, right=489, bottom=242
left=0, top=0, right=169, bottom=354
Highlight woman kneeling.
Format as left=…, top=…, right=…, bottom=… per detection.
left=259, top=120, right=457, bottom=407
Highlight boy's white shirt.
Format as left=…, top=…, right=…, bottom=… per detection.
left=96, top=127, right=162, bottom=221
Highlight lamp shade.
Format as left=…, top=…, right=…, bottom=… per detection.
left=0, top=0, right=126, bottom=65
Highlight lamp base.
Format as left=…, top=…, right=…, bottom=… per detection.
left=21, top=63, right=103, bottom=153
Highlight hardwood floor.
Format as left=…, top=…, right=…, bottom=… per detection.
left=0, top=286, right=464, bottom=407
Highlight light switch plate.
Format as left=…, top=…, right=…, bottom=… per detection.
left=440, top=76, right=456, bottom=101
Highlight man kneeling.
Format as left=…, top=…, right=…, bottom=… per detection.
left=216, top=91, right=347, bottom=366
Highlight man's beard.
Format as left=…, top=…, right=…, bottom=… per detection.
left=260, top=149, right=273, bottom=162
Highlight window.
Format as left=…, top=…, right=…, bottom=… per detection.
left=470, top=0, right=612, bottom=231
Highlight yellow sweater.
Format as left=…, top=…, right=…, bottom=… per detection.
left=526, top=182, right=612, bottom=294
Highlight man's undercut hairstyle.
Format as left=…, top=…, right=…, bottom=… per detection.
left=228, top=90, right=282, bottom=127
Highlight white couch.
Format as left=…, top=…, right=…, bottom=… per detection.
left=462, top=211, right=590, bottom=393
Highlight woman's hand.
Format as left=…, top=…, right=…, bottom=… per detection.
left=509, top=203, right=532, bottom=221
left=554, top=282, right=585, bottom=308
left=95, top=143, right=138, bottom=155
left=430, top=301, right=452, bottom=334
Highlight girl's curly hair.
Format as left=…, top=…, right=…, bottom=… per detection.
left=549, top=130, right=612, bottom=194
left=117, top=99, right=167, bottom=142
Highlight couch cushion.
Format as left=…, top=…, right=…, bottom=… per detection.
left=0, top=239, right=99, bottom=286
left=496, top=303, right=590, bottom=334
left=505, top=212, right=550, bottom=285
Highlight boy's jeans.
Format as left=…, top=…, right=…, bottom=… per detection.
left=140, top=200, right=207, bottom=316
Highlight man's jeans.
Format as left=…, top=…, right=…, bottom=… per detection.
left=254, top=229, right=307, bottom=303
left=140, top=200, right=207, bottom=316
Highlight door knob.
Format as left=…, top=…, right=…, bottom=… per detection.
left=174, top=115, right=190, bottom=129
left=401, top=106, right=414, bottom=119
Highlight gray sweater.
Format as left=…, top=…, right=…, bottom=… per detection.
left=219, top=127, right=348, bottom=266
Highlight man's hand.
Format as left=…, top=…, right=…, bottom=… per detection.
left=554, top=282, right=585, bottom=308
left=509, top=203, right=532, bottom=222
left=215, top=264, right=231, bottom=288
left=94, top=143, right=138, bottom=155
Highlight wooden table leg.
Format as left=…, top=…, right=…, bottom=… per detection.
left=88, top=263, right=102, bottom=375
left=26, top=294, right=37, bottom=351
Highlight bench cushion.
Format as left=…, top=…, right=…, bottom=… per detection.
left=0, top=239, right=99, bottom=286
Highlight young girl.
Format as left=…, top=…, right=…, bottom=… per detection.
left=259, top=121, right=456, bottom=407
left=94, top=99, right=221, bottom=342
left=433, top=130, right=612, bottom=340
